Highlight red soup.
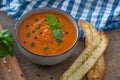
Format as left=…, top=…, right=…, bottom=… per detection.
left=18, top=12, right=77, bottom=56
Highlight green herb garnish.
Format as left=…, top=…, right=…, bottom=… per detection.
left=26, top=33, right=31, bottom=38
left=56, top=39, right=63, bottom=45
left=46, top=14, right=62, bottom=29
left=32, top=30, right=35, bottom=33
left=0, top=30, right=14, bottom=57
left=30, top=42, right=35, bottom=47
left=43, top=45, right=48, bottom=51
left=32, top=24, right=42, bottom=33
left=53, top=29, right=63, bottom=40
left=35, top=24, right=41, bottom=30
left=46, top=14, right=63, bottom=44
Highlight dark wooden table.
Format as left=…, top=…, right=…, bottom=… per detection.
left=0, top=12, right=120, bottom=80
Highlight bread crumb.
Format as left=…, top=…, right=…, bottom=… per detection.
left=8, top=69, right=12, bottom=73
left=2, top=57, right=7, bottom=64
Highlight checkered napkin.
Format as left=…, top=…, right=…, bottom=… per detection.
left=0, top=0, right=120, bottom=37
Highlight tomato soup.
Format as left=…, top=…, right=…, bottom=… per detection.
left=18, top=12, right=77, bottom=55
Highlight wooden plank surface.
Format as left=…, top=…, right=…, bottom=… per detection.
left=0, top=12, right=120, bottom=80
left=0, top=25, right=26, bottom=80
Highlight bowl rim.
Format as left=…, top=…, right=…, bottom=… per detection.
left=14, top=7, right=80, bottom=57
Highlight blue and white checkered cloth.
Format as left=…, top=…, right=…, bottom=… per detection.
left=0, top=0, right=120, bottom=37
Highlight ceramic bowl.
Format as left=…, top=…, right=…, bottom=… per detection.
left=14, top=8, right=79, bottom=65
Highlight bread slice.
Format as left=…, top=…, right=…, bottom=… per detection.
left=78, top=20, right=105, bottom=80
left=60, top=31, right=108, bottom=80
left=78, top=20, right=98, bottom=46
left=87, top=55, right=105, bottom=80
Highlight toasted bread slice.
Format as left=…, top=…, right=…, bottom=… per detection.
left=87, top=55, right=105, bottom=80
left=60, top=31, right=108, bottom=80
left=78, top=20, right=98, bottom=46
left=78, top=20, right=105, bottom=80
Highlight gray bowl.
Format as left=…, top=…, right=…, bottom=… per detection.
left=14, top=7, right=79, bottom=65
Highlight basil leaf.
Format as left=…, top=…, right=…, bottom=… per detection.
left=46, top=14, right=58, bottom=27
left=0, top=30, right=9, bottom=35
left=57, top=22, right=62, bottom=28
left=3, top=35, right=14, bottom=42
left=0, top=46, right=8, bottom=57
left=8, top=45, right=14, bottom=55
left=0, top=30, right=14, bottom=57
left=46, top=14, right=63, bottom=44
left=2, top=40, right=10, bottom=47
left=0, top=30, right=11, bottom=39
left=52, top=29, right=62, bottom=39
